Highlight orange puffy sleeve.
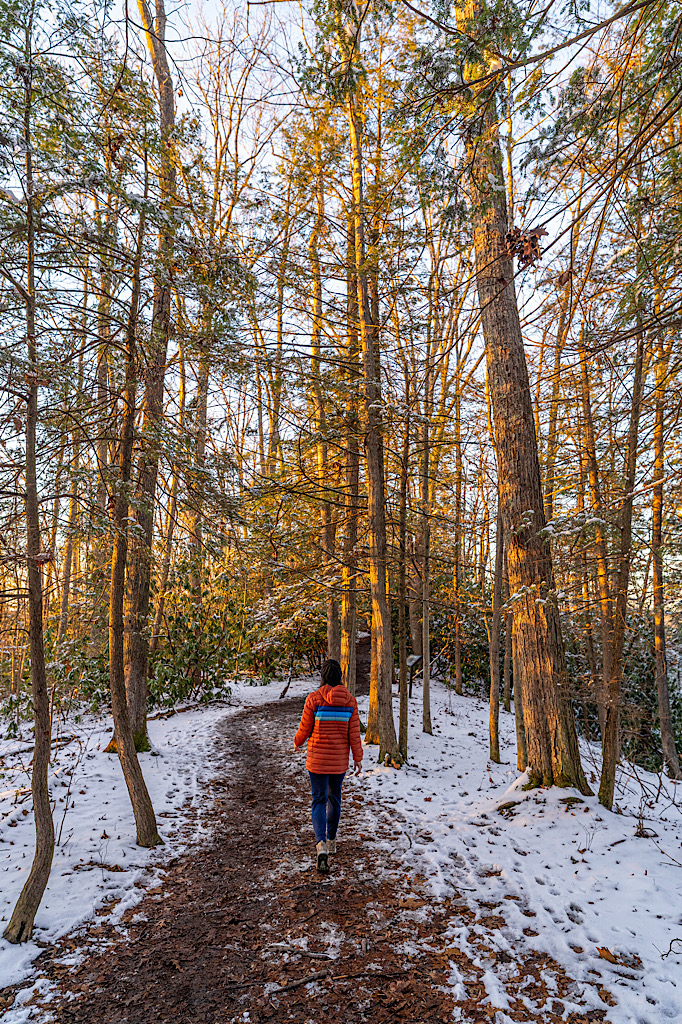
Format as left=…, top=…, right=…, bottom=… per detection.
left=294, top=694, right=316, bottom=749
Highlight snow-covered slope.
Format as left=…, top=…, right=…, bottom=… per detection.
left=358, top=681, right=682, bottom=1023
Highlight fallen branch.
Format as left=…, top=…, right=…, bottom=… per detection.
left=1, top=734, right=77, bottom=757
left=332, top=969, right=406, bottom=982
left=269, top=968, right=330, bottom=993
left=225, top=965, right=415, bottom=996
left=147, top=698, right=234, bottom=722
left=266, top=943, right=334, bottom=961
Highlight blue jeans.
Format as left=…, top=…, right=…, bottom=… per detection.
left=308, top=771, right=346, bottom=843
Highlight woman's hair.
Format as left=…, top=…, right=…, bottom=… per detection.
left=321, top=658, right=343, bottom=687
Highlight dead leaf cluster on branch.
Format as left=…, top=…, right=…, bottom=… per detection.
left=505, top=225, right=549, bottom=268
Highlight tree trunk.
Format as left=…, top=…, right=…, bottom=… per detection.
left=346, top=91, right=397, bottom=762
left=398, top=380, right=410, bottom=759
left=457, top=5, right=589, bottom=792
left=58, top=340, right=85, bottom=645
left=109, top=215, right=161, bottom=848
left=268, top=187, right=293, bottom=476
left=578, top=325, right=611, bottom=730
left=407, top=534, right=423, bottom=656
left=543, top=282, right=571, bottom=523
left=599, top=325, right=646, bottom=808
left=652, top=331, right=681, bottom=779
left=150, top=348, right=185, bottom=659
left=340, top=216, right=359, bottom=693
left=309, top=139, right=339, bottom=660
left=503, top=545, right=512, bottom=714
left=576, top=440, right=600, bottom=721
left=4, top=74, right=54, bottom=940
left=503, top=609, right=512, bottom=714
left=454, top=388, right=463, bottom=695
left=124, top=0, right=177, bottom=750
left=421, top=347, right=432, bottom=735
left=367, top=611, right=379, bottom=742
left=489, top=504, right=503, bottom=763
left=513, top=636, right=527, bottom=772
left=149, top=471, right=178, bottom=659
left=93, top=265, right=113, bottom=611
left=188, top=339, right=209, bottom=691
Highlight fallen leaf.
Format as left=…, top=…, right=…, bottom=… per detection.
left=597, top=947, right=619, bottom=964
left=598, top=986, right=617, bottom=1006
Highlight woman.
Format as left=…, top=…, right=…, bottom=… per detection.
left=294, top=659, right=363, bottom=873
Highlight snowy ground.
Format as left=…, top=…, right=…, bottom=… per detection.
left=357, top=681, right=682, bottom=1024
left=0, top=677, right=314, bottom=1000
left=2, top=674, right=681, bottom=1023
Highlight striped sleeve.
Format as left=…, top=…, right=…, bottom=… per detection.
left=294, top=695, right=316, bottom=748
left=349, top=699, right=363, bottom=763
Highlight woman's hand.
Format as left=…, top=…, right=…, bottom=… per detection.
left=353, top=760, right=362, bottom=776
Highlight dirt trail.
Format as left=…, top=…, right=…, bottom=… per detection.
left=2, top=698, right=604, bottom=1023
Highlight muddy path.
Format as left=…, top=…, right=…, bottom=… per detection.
left=2, top=698, right=603, bottom=1023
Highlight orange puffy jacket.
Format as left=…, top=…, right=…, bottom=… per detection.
left=294, top=683, right=363, bottom=774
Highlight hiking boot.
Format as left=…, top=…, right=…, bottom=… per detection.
left=316, top=841, right=329, bottom=874
left=327, top=838, right=337, bottom=855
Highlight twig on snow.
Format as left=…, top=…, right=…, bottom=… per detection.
left=661, top=938, right=682, bottom=959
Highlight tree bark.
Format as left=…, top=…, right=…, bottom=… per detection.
left=346, top=90, right=397, bottom=762
left=4, top=59, right=54, bottom=940
left=503, top=544, right=512, bottom=714
left=543, top=281, right=571, bottom=523
left=309, top=138, right=339, bottom=660
left=109, top=215, right=161, bottom=848
left=150, top=347, right=185, bottom=659
left=457, top=5, right=589, bottom=792
left=421, top=346, right=432, bottom=735
left=124, top=0, right=177, bottom=750
left=577, top=325, right=611, bottom=730
left=58, top=335, right=85, bottom=645
left=454, top=388, right=463, bottom=695
left=652, top=331, right=681, bottom=779
left=489, top=504, right=503, bottom=763
left=599, top=325, right=646, bottom=807
left=407, top=534, right=423, bottom=656
left=513, top=636, right=527, bottom=772
left=398, top=378, right=410, bottom=759
left=340, top=216, right=359, bottom=693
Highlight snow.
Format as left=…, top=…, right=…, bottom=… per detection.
left=356, top=680, right=682, bottom=1023
left=3, top=673, right=682, bottom=1023
left=0, top=677, right=314, bottom=1000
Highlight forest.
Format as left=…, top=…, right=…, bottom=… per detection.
left=1, top=0, right=682, bottom=1019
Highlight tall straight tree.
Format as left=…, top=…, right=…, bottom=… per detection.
left=652, top=327, right=681, bottom=779
left=108, top=213, right=161, bottom=848
left=3, top=13, right=53, bottom=938
left=454, top=0, right=589, bottom=792
left=340, top=214, right=360, bottom=693
left=340, top=12, right=398, bottom=761
left=308, top=126, right=340, bottom=659
left=123, top=0, right=177, bottom=749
